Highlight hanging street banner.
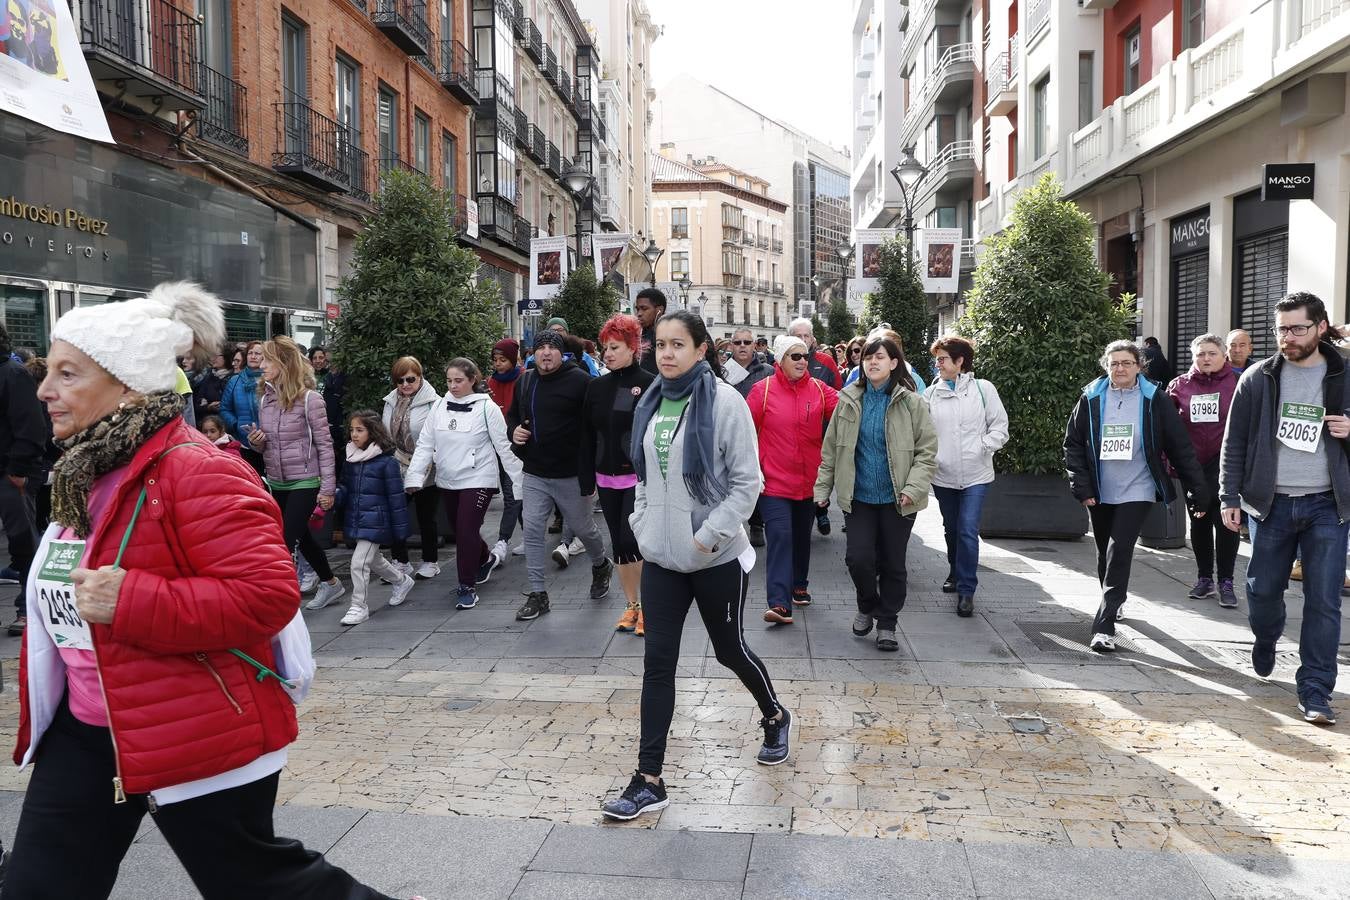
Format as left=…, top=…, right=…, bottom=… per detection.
left=854, top=228, right=896, bottom=296
left=0, top=0, right=113, bottom=142
left=591, top=232, right=632, bottom=285
left=920, top=228, right=963, bottom=294
left=529, top=235, right=569, bottom=301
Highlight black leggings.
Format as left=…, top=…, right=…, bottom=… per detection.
left=274, top=487, right=333, bottom=582
left=4, top=695, right=392, bottom=900
left=392, top=485, right=440, bottom=565
left=1191, top=468, right=1238, bottom=580
left=597, top=486, right=641, bottom=564
left=638, top=560, right=780, bottom=775
left=1088, top=500, right=1151, bottom=636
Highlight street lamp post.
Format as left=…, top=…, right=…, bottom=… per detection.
left=678, top=274, right=693, bottom=310
left=889, top=146, right=929, bottom=279
left=641, top=237, right=665, bottom=287
left=835, top=242, right=855, bottom=306
left=561, top=160, right=595, bottom=269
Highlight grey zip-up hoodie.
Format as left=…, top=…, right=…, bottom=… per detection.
left=630, top=380, right=763, bottom=573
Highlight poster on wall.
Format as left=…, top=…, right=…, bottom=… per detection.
left=464, top=198, right=479, bottom=239
left=529, top=235, right=569, bottom=301
left=0, top=0, right=113, bottom=142
left=626, top=281, right=678, bottom=314
left=920, top=228, right=963, bottom=294
left=591, top=232, right=632, bottom=285
left=854, top=228, right=896, bottom=295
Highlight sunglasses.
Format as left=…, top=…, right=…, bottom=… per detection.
left=785, top=352, right=809, bottom=362
left=731, top=339, right=754, bottom=346
left=395, top=375, right=419, bottom=384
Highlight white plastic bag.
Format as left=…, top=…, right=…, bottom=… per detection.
left=270, top=608, right=316, bottom=704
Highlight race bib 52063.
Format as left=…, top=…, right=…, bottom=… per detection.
left=1100, top=424, right=1134, bottom=461
left=1277, top=402, right=1324, bottom=454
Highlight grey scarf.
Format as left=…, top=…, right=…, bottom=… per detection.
left=630, top=360, right=728, bottom=506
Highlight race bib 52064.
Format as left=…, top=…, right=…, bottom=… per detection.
left=1190, top=392, right=1221, bottom=423
left=1277, top=402, right=1324, bottom=454
left=1100, top=424, right=1134, bottom=461
left=36, top=539, right=92, bottom=650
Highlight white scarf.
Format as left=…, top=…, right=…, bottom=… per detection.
left=346, top=442, right=385, bottom=464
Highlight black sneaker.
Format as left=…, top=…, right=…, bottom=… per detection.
left=601, top=771, right=669, bottom=821
left=548, top=514, right=562, bottom=534
left=815, top=510, right=830, bottom=535
left=589, top=558, right=614, bottom=600
left=791, top=588, right=812, bottom=607
left=1252, top=640, right=1276, bottom=677
left=956, top=594, right=974, bottom=617
left=757, top=707, right=791, bottom=765
left=942, top=574, right=957, bottom=593
left=748, top=525, right=766, bottom=547
left=516, top=591, right=550, bottom=621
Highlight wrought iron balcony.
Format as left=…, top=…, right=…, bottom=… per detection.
left=544, top=46, right=559, bottom=87
left=346, top=144, right=373, bottom=204
left=545, top=140, right=561, bottom=176
left=378, top=154, right=420, bottom=178
left=756, top=235, right=769, bottom=249
left=435, top=40, right=478, bottom=104
left=510, top=0, right=524, bottom=35
left=372, top=0, right=431, bottom=56
left=741, top=232, right=754, bottom=247
left=450, top=193, right=471, bottom=235
left=773, top=282, right=785, bottom=295
left=77, top=0, right=205, bottom=110
left=476, top=193, right=515, bottom=241
left=525, top=124, right=547, bottom=164
left=195, top=64, right=248, bottom=155
left=560, top=72, right=572, bottom=105
left=513, top=108, right=529, bottom=148
left=273, top=98, right=355, bottom=192
left=512, top=214, right=533, bottom=253
left=522, top=19, right=543, bottom=64
left=771, top=239, right=784, bottom=254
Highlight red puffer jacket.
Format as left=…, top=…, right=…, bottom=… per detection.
left=747, top=366, right=839, bottom=499
left=14, top=418, right=300, bottom=796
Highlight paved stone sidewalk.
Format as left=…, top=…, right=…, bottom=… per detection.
left=0, top=500, right=1347, bottom=896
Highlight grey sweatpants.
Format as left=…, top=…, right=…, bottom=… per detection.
left=523, top=474, right=606, bottom=591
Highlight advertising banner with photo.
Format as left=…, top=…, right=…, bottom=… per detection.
left=591, top=232, right=632, bottom=285
left=920, top=228, right=963, bottom=294
left=529, top=235, right=569, bottom=301
left=0, top=0, right=113, bottom=142
left=854, top=228, right=896, bottom=295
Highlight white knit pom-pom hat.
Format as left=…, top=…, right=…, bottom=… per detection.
left=773, top=333, right=807, bottom=363
left=50, top=281, right=226, bottom=394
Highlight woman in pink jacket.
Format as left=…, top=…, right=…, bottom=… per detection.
left=747, top=333, right=839, bottom=624
left=1166, top=333, right=1239, bottom=608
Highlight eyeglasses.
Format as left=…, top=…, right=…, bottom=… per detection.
left=785, top=352, right=809, bottom=362
left=1274, top=324, right=1316, bottom=336
left=731, top=339, right=754, bottom=346
left=1108, top=360, right=1138, bottom=369
left=395, top=375, right=419, bottom=384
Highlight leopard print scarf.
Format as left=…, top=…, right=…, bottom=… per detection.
left=51, top=391, right=185, bottom=538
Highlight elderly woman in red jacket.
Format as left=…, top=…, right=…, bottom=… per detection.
left=7, top=284, right=401, bottom=899
left=747, top=333, right=839, bottom=624
left=1166, top=332, right=1241, bottom=608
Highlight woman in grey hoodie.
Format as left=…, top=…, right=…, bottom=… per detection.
left=601, top=312, right=789, bottom=821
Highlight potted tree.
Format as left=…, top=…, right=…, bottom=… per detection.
left=860, top=235, right=930, bottom=360
left=545, top=263, right=620, bottom=343
left=958, top=174, right=1134, bottom=539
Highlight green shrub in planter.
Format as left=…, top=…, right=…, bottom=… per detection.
left=545, top=263, right=620, bottom=343
left=860, top=236, right=929, bottom=362
left=958, top=173, right=1134, bottom=476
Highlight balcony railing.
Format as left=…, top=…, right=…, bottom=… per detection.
left=378, top=154, right=420, bottom=178
left=756, top=236, right=769, bottom=249
left=513, top=215, right=532, bottom=254
left=546, top=141, right=561, bottom=175
left=1301, top=0, right=1350, bottom=36
left=560, top=71, right=573, bottom=104
left=450, top=193, right=471, bottom=234
left=741, top=232, right=754, bottom=247
left=773, top=282, right=785, bottom=295
left=904, top=42, right=976, bottom=136
left=435, top=40, right=478, bottom=104
left=510, top=0, right=523, bottom=35
left=347, top=144, right=373, bottom=204
left=545, top=47, right=559, bottom=86
left=78, top=0, right=204, bottom=109
left=771, top=239, right=784, bottom=254
left=1028, top=0, right=1051, bottom=40
left=195, top=64, right=248, bottom=155
left=372, top=0, right=431, bottom=56
left=514, top=108, right=529, bottom=147
left=525, top=124, right=546, bottom=163
left=476, top=193, right=515, bottom=240
left=274, top=98, right=355, bottom=192
left=522, top=19, right=543, bottom=64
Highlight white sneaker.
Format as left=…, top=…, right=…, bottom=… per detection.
left=340, top=602, right=369, bottom=625
left=552, top=543, right=571, bottom=568
left=298, top=571, right=320, bottom=594
left=389, top=573, right=416, bottom=607
left=306, top=579, right=347, bottom=610
left=381, top=560, right=413, bottom=584
left=567, top=537, right=585, bottom=556
left=511, top=542, right=526, bottom=556
left=1089, top=633, right=1116, bottom=653
left=415, top=562, right=441, bottom=579
left=492, top=540, right=509, bottom=563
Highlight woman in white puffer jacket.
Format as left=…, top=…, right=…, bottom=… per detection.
left=383, top=356, right=443, bottom=579
left=923, top=336, right=1009, bottom=618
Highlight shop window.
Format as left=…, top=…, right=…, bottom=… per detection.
left=0, top=286, right=47, bottom=352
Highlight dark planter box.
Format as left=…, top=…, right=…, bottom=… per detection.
left=979, top=473, right=1088, bottom=540
left=1139, top=477, right=1188, bottom=549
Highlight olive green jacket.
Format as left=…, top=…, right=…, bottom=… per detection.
left=814, top=381, right=938, bottom=515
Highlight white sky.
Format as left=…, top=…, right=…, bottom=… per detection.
left=647, top=0, right=852, bottom=152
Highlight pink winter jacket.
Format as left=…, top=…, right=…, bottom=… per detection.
left=257, top=384, right=336, bottom=495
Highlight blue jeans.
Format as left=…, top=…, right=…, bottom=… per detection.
left=759, top=496, right=814, bottom=608
left=933, top=483, right=990, bottom=596
left=1247, top=492, right=1346, bottom=701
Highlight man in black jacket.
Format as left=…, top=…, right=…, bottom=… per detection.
left=0, top=324, right=46, bottom=635
left=508, top=330, right=613, bottom=620
left=634, top=288, right=667, bottom=376
left=1220, top=292, right=1350, bottom=726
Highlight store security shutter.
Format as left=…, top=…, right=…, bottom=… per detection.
left=1235, top=231, right=1288, bottom=361
left=1170, top=253, right=1209, bottom=367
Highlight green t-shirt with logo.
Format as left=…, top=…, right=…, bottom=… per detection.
left=652, top=396, right=690, bottom=477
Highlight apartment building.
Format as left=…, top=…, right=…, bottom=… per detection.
left=1, top=0, right=482, bottom=348
left=649, top=151, right=790, bottom=342
left=652, top=74, right=852, bottom=318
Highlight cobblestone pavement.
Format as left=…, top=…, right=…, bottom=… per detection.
left=0, top=500, right=1348, bottom=897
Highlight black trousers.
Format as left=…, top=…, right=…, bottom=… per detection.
left=1191, top=465, right=1238, bottom=580
left=597, top=485, right=641, bottom=564
left=392, top=484, right=440, bottom=565
left=274, top=487, right=334, bottom=582
left=0, top=475, right=38, bottom=612
left=844, top=502, right=915, bottom=629
left=1088, top=501, right=1152, bottom=636
left=639, top=560, right=780, bottom=775
left=3, top=697, right=391, bottom=900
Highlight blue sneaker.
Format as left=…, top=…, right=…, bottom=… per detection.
left=1299, top=694, right=1337, bottom=726
left=1188, top=577, right=1217, bottom=600
left=455, top=586, right=479, bottom=610
left=602, top=771, right=668, bottom=821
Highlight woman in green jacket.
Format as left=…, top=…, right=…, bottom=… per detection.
left=815, top=336, right=938, bottom=651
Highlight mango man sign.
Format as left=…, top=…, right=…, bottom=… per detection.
left=1262, top=164, right=1315, bottom=201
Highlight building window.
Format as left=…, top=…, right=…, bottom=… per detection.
left=1123, top=25, right=1141, bottom=95
left=335, top=54, right=360, bottom=135
left=281, top=14, right=307, bottom=100
left=442, top=131, right=457, bottom=194
left=671, top=251, right=689, bottom=279
left=378, top=85, right=398, bottom=166
left=1183, top=0, right=1204, bottom=50
left=414, top=111, right=430, bottom=174
left=1033, top=75, right=1050, bottom=160
left=671, top=207, right=689, bottom=239
left=1078, top=53, right=1093, bottom=129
